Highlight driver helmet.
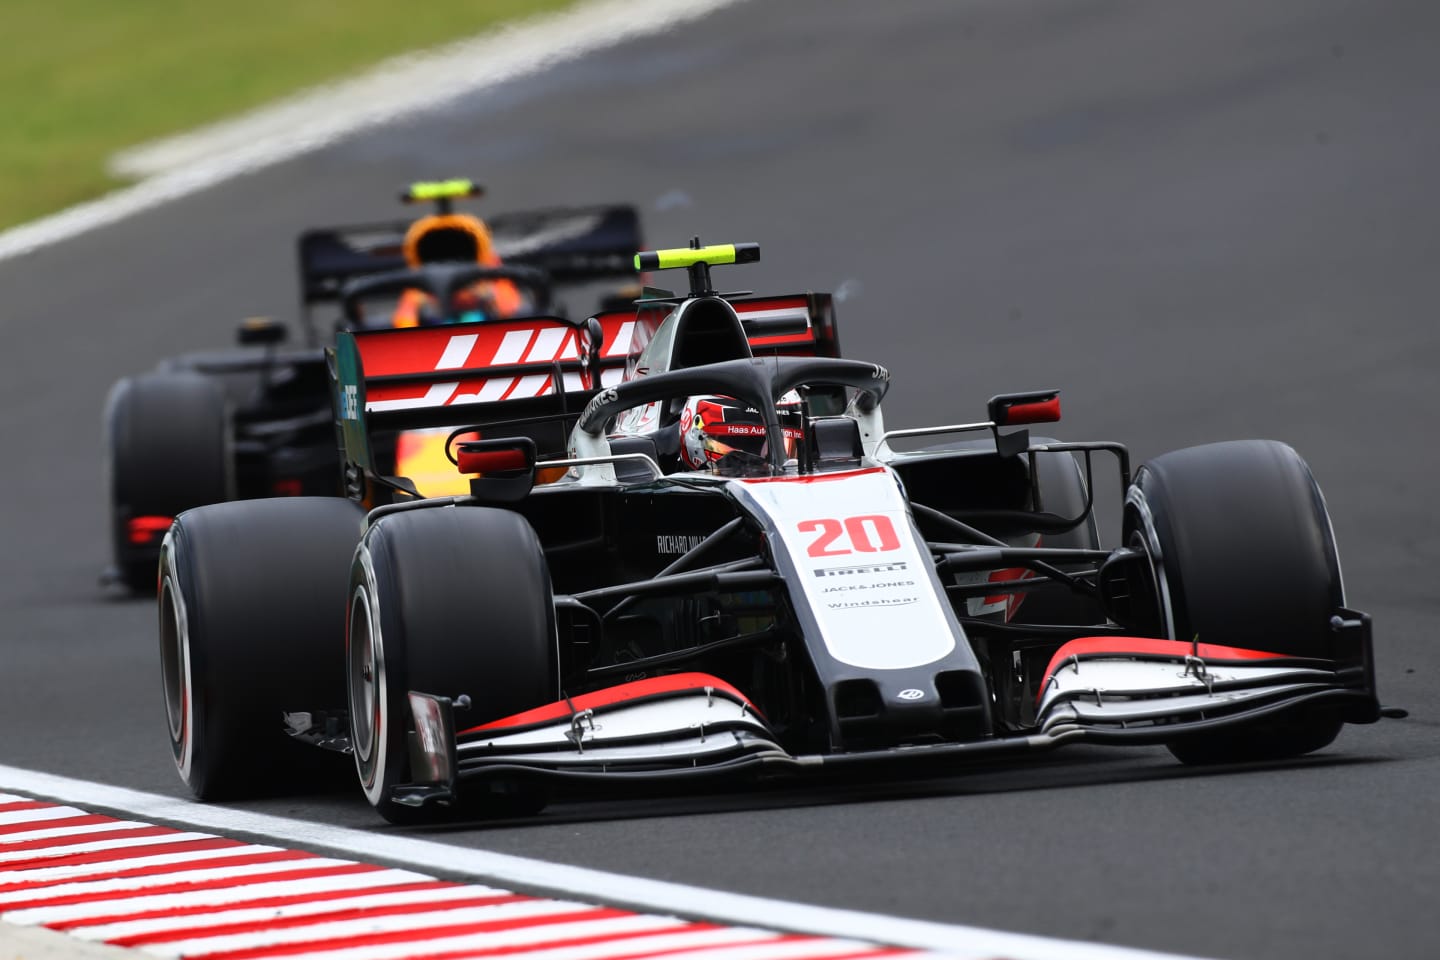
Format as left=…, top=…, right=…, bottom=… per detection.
left=678, top=393, right=804, bottom=472
left=402, top=213, right=498, bottom=267
left=394, top=213, right=524, bottom=326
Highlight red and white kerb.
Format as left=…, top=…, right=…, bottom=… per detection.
left=0, top=794, right=927, bottom=960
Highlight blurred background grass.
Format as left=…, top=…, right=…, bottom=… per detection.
left=0, top=0, right=581, bottom=230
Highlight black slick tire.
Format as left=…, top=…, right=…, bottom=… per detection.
left=1124, top=440, right=1346, bottom=764
left=159, top=497, right=365, bottom=799
left=347, top=505, right=558, bottom=824
left=108, top=372, right=232, bottom=594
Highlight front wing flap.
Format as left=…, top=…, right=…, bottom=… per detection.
left=1034, top=611, right=1379, bottom=737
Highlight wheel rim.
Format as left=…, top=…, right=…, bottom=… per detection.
left=1124, top=485, right=1176, bottom=640
left=347, top=586, right=376, bottom=762
left=347, top=578, right=388, bottom=804
left=158, top=541, right=194, bottom=780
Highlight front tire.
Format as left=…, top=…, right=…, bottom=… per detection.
left=348, top=505, right=558, bottom=824
left=160, top=497, right=364, bottom=798
left=1124, top=440, right=1346, bottom=764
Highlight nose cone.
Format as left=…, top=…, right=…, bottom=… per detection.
left=830, top=668, right=990, bottom=747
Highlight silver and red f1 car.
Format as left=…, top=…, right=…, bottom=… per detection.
left=157, top=241, right=1381, bottom=823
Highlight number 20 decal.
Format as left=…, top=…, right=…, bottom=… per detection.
left=798, top=515, right=901, bottom=557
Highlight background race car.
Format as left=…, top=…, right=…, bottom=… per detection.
left=156, top=243, right=1383, bottom=824
left=104, top=179, right=645, bottom=592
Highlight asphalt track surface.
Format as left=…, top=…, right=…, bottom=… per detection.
left=1, top=1, right=1437, bottom=958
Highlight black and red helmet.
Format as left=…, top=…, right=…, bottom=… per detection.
left=678, top=393, right=804, bottom=472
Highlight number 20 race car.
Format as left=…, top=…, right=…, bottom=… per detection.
left=156, top=241, right=1382, bottom=823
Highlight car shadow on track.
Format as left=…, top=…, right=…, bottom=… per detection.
left=390, top=748, right=1390, bottom=835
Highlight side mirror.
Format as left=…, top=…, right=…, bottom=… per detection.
left=578, top=316, right=605, bottom=390
left=456, top=437, right=537, bottom=503
left=456, top=443, right=532, bottom=474
left=988, top=390, right=1060, bottom=426
left=237, top=317, right=287, bottom=346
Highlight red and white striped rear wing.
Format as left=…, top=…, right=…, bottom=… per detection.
left=331, top=314, right=624, bottom=472
left=330, top=294, right=840, bottom=474
left=334, top=291, right=837, bottom=424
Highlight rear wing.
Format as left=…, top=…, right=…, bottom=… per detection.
left=331, top=311, right=641, bottom=489
left=298, top=203, right=643, bottom=306
left=331, top=291, right=842, bottom=487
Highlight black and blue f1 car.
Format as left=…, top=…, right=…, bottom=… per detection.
left=156, top=241, right=1382, bottom=823
left=106, top=180, right=646, bottom=592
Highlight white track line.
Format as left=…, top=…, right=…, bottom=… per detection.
left=0, top=767, right=1215, bottom=960
left=0, top=0, right=750, bottom=264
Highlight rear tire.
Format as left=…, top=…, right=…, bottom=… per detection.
left=160, top=497, right=364, bottom=799
left=108, top=372, right=232, bottom=593
left=1124, top=440, right=1346, bottom=764
left=348, top=505, right=558, bottom=824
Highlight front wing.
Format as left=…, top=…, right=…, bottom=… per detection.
left=385, top=613, right=1379, bottom=810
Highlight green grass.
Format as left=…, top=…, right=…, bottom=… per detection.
left=0, top=0, right=583, bottom=229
